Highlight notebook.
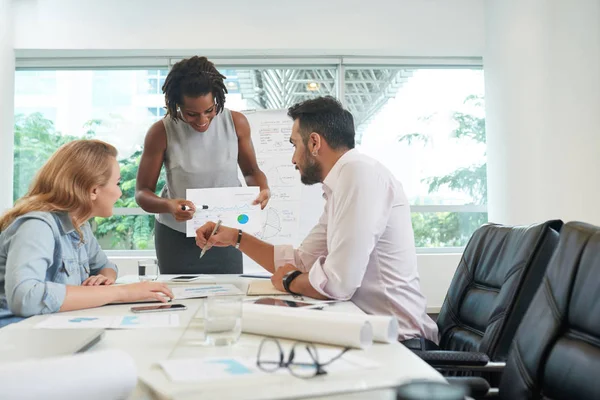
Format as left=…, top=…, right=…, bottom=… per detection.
left=246, top=279, right=287, bottom=296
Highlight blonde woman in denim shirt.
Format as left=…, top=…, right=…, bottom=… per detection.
left=0, top=140, right=173, bottom=327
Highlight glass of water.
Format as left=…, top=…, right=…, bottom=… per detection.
left=138, top=259, right=159, bottom=282
left=204, top=295, right=243, bottom=346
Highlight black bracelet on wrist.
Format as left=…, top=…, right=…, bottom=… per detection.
left=235, top=229, right=242, bottom=249
left=282, top=270, right=303, bottom=295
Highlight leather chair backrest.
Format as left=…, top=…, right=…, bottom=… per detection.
left=500, top=221, right=600, bottom=399
left=437, top=220, right=563, bottom=361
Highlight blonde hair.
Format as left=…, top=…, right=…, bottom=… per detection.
left=0, top=139, right=118, bottom=238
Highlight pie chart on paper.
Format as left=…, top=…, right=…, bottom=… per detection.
left=237, top=214, right=250, bottom=224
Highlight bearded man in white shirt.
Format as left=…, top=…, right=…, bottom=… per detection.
left=195, top=96, right=438, bottom=345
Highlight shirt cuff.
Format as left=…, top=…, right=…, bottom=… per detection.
left=273, top=244, right=296, bottom=271
left=42, top=282, right=67, bottom=313
left=307, top=256, right=334, bottom=299
left=100, top=262, right=119, bottom=276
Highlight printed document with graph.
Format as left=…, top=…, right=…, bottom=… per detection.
left=185, top=187, right=262, bottom=237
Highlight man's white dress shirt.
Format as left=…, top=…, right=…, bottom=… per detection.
left=274, top=149, right=438, bottom=342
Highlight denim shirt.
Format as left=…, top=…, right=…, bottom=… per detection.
left=0, top=211, right=118, bottom=318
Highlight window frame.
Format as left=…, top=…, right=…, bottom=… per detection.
left=13, top=55, right=485, bottom=255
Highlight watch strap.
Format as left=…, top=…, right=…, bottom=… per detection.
left=235, top=229, right=242, bottom=249
left=282, top=270, right=303, bottom=295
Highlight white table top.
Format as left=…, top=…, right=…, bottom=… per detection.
left=8, top=274, right=445, bottom=400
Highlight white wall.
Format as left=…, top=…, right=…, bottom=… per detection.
left=12, top=0, right=484, bottom=56
left=485, top=0, right=600, bottom=225
left=0, top=0, right=15, bottom=213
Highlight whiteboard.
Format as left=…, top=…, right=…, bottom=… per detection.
left=239, top=109, right=325, bottom=270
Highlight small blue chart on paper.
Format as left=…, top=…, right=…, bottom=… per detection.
left=207, top=359, right=253, bottom=375
left=160, top=357, right=260, bottom=382
left=68, top=317, right=99, bottom=323
left=120, top=316, right=140, bottom=327
left=34, top=314, right=179, bottom=329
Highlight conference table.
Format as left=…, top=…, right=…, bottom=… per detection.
left=9, top=275, right=445, bottom=400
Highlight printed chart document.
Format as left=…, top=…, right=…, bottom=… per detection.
left=160, top=348, right=379, bottom=383
left=186, top=187, right=262, bottom=237
left=34, top=314, right=180, bottom=329
left=160, top=357, right=257, bottom=383
left=172, top=284, right=244, bottom=299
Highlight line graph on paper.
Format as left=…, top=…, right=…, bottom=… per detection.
left=186, top=187, right=262, bottom=237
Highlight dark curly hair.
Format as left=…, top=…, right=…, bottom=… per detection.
left=287, top=96, right=355, bottom=150
left=162, top=56, right=227, bottom=121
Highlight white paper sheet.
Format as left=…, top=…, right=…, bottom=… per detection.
left=161, top=357, right=259, bottom=382
left=115, top=274, right=215, bottom=285
left=0, top=349, right=137, bottom=400
left=172, top=284, right=244, bottom=299
left=242, top=304, right=373, bottom=349
left=34, top=314, right=180, bottom=329
left=160, top=349, right=379, bottom=383
left=185, top=187, right=262, bottom=237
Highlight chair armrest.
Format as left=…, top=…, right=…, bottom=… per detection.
left=446, top=377, right=493, bottom=399
left=413, top=350, right=490, bottom=367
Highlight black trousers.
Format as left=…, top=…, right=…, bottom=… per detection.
left=154, top=220, right=243, bottom=274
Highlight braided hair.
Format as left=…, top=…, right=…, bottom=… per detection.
left=162, top=56, right=228, bottom=121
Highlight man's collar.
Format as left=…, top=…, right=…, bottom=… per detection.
left=322, top=148, right=358, bottom=194
left=55, top=212, right=76, bottom=234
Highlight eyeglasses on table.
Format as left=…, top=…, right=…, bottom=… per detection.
left=256, top=337, right=351, bottom=378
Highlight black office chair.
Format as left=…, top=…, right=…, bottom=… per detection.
left=498, top=221, right=600, bottom=399
left=444, top=221, right=600, bottom=399
left=414, top=220, right=563, bottom=376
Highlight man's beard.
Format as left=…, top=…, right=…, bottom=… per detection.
left=299, top=155, right=322, bottom=186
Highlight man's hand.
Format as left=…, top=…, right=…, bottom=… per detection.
left=195, top=222, right=238, bottom=251
left=82, top=275, right=115, bottom=286
left=271, top=263, right=299, bottom=292
left=253, top=188, right=271, bottom=210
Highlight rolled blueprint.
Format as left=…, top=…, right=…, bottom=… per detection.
left=365, top=314, right=399, bottom=343
left=242, top=304, right=374, bottom=349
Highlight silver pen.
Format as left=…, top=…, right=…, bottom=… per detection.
left=199, top=219, right=222, bottom=259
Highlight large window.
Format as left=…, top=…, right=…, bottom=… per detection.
left=347, top=68, right=487, bottom=248
left=14, top=69, right=167, bottom=250
left=219, top=67, right=337, bottom=111
left=13, top=59, right=485, bottom=253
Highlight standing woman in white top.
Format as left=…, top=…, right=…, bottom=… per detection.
left=135, top=56, right=270, bottom=274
